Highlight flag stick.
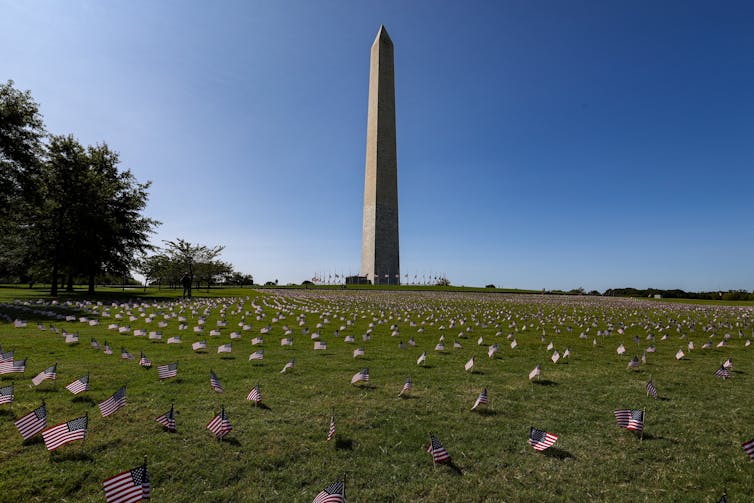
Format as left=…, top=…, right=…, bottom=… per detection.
left=640, top=408, right=645, bottom=442
left=81, top=411, right=88, bottom=451
left=647, top=374, right=652, bottom=398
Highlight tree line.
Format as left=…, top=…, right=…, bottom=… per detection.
left=1, top=80, right=252, bottom=296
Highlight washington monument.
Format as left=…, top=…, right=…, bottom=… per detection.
left=361, top=25, right=400, bottom=285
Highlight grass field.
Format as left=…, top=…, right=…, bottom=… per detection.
left=1, top=288, right=753, bottom=502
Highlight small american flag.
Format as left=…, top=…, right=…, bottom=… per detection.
left=157, top=363, right=178, bottom=380
left=646, top=379, right=658, bottom=399
left=217, top=343, right=232, bottom=354
left=427, top=433, right=451, bottom=463
left=0, top=350, right=14, bottom=363
left=312, top=480, right=345, bottom=503
left=464, top=356, right=475, bottom=372
left=91, top=338, right=100, bottom=349
left=529, top=364, right=541, bottom=381
left=15, top=402, right=47, bottom=440
left=252, top=336, right=263, bottom=345
left=281, top=337, right=294, bottom=346
left=32, top=363, right=57, bottom=386
left=471, top=388, right=489, bottom=410
left=408, top=337, right=415, bottom=346
left=675, top=349, right=685, bottom=360
left=616, top=344, right=626, bottom=355
left=723, top=357, right=733, bottom=369
left=353, top=347, right=365, bottom=358
left=416, top=352, right=427, bottom=365
left=551, top=350, right=560, bottom=364
left=246, top=383, right=262, bottom=403
left=167, top=336, right=181, bottom=344
left=210, top=370, right=224, bottom=392
left=528, top=427, right=558, bottom=451
left=314, top=341, right=327, bottom=350
left=139, top=352, right=152, bottom=368
left=742, top=438, right=754, bottom=460
left=488, top=343, right=498, bottom=358
left=102, top=463, right=150, bottom=503
left=327, top=415, right=335, bottom=442
left=192, top=340, right=207, bottom=351
left=714, top=366, right=731, bottom=379
left=99, top=386, right=127, bottom=417
left=155, top=404, right=176, bottom=431
left=280, top=358, right=295, bottom=373
left=614, top=409, right=644, bottom=432
left=65, top=375, right=90, bottom=395
left=42, top=415, right=87, bottom=451
left=455, top=340, right=463, bottom=349
left=248, top=350, right=264, bottom=361
left=207, top=406, right=232, bottom=439
left=351, top=368, right=369, bottom=385
left=121, top=348, right=134, bottom=360
left=434, top=342, right=445, bottom=351
left=399, top=375, right=412, bottom=396
left=104, top=343, right=113, bottom=355
left=0, top=358, right=26, bottom=374
left=627, top=356, right=639, bottom=369
left=0, top=383, right=13, bottom=404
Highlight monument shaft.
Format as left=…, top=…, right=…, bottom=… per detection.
left=361, top=25, right=399, bottom=285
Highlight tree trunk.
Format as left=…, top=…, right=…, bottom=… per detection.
left=51, top=262, right=59, bottom=296
left=66, top=273, right=74, bottom=292
left=88, top=273, right=95, bottom=294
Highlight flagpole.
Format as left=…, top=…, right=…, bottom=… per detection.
left=81, top=411, right=88, bottom=452
left=429, top=432, right=436, bottom=469
left=647, top=374, right=652, bottom=398
left=641, top=407, right=645, bottom=442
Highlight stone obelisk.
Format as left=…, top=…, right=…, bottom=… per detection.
left=361, top=25, right=400, bottom=285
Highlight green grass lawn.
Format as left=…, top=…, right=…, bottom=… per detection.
left=1, top=289, right=752, bottom=502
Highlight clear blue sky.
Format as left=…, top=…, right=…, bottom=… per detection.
left=3, top=0, right=753, bottom=291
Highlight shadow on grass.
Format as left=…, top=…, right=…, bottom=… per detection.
left=254, top=403, right=272, bottom=411
left=418, top=365, right=435, bottom=369
left=656, top=396, right=671, bottom=402
left=220, top=437, right=241, bottom=446
left=0, top=408, right=15, bottom=417
left=220, top=356, right=236, bottom=360
left=474, top=408, right=497, bottom=416
left=443, top=461, right=463, bottom=475
left=22, top=436, right=44, bottom=446
left=542, top=447, right=574, bottom=460
left=71, top=396, right=96, bottom=406
left=639, top=432, right=664, bottom=441
left=533, top=380, right=558, bottom=386
left=51, top=450, right=94, bottom=462
left=35, top=387, right=60, bottom=394
left=335, top=437, right=354, bottom=450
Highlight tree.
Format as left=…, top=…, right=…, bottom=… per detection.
left=0, top=80, right=45, bottom=282
left=162, top=239, right=225, bottom=298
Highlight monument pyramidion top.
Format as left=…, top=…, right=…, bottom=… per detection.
left=373, top=25, right=393, bottom=46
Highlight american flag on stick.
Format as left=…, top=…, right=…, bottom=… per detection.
left=192, top=340, right=207, bottom=351
left=104, top=342, right=113, bottom=355
left=139, top=352, right=152, bottom=368
left=0, top=350, right=14, bottom=363
left=65, top=374, right=90, bottom=395
left=416, top=351, right=427, bottom=365
left=614, top=409, right=644, bottom=432
left=207, top=405, right=232, bottom=439
left=399, top=375, right=412, bottom=396
left=102, top=461, right=150, bottom=503
left=217, top=343, right=232, bottom=354
left=0, top=358, right=26, bottom=374
left=464, top=356, right=475, bottom=372
left=351, top=368, right=369, bottom=385
left=121, top=348, right=134, bottom=360
left=646, top=379, right=658, bottom=399
left=14, top=402, right=47, bottom=440
left=327, top=413, right=335, bottom=442
left=529, top=364, right=541, bottom=381
left=32, top=363, right=57, bottom=386
left=714, top=366, right=731, bottom=379
left=155, top=403, right=176, bottom=432
left=312, top=480, right=345, bottom=503
left=210, top=370, right=224, bottom=392
left=528, top=427, right=558, bottom=451
left=42, top=415, right=87, bottom=451
left=246, top=383, right=262, bottom=404
left=248, top=350, right=264, bottom=361
left=471, top=388, right=489, bottom=410
left=627, top=356, right=639, bottom=369
left=280, top=359, right=295, bottom=373
left=0, top=383, right=13, bottom=404
left=157, top=362, right=178, bottom=380
left=91, top=338, right=100, bottom=349
left=675, top=349, right=685, bottom=360
left=99, top=386, right=127, bottom=417
left=742, top=438, right=754, bottom=461
left=427, top=433, right=451, bottom=463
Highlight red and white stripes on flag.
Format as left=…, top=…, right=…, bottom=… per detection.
left=192, top=340, right=207, bottom=351
left=327, top=415, right=335, bottom=442
left=353, top=347, right=365, bottom=358
left=399, top=375, right=412, bottom=396
left=464, top=356, right=475, bottom=372
left=528, top=427, right=558, bottom=451
left=32, top=364, right=57, bottom=386
left=0, top=358, right=26, bottom=374
left=0, top=383, right=14, bottom=404
left=351, top=368, right=369, bottom=385
left=529, top=364, right=541, bottom=381
left=65, top=375, right=90, bottom=395
left=471, top=388, right=489, bottom=410
left=139, top=352, right=152, bottom=368
left=217, top=343, right=232, bottom=354
left=314, top=341, right=327, bottom=350
left=246, top=383, right=262, bottom=404
left=614, top=409, right=644, bottom=432
left=210, top=370, right=223, bottom=393
left=102, top=463, right=150, bottom=503
left=207, top=406, right=232, bottom=439
left=42, top=415, right=87, bottom=451
left=427, top=433, right=451, bottom=463
left=312, top=480, right=345, bottom=503
left=155, top=404, right=176, bottom=432
left=742, top=438, right=754, bottom=461
left=280, top=359, right=295, bottom=373
left=675, top=349, right=685, bottom=360
left=99, top=386, right=127, bottom=417
left=14, top=403, right=47, bottom=440
left=248, top=350, right=264, bottom=361
left=157, top=363, right=178, bottom=380
left=416, top=352, right=427, bottom=365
